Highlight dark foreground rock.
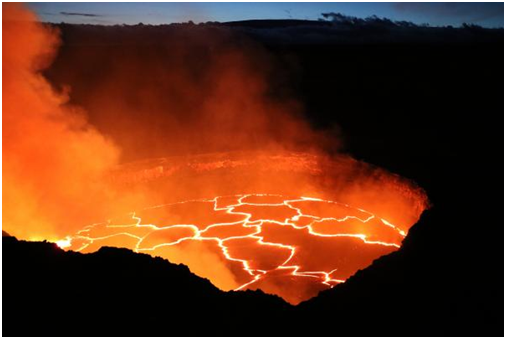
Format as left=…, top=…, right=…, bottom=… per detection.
left=3, top=206, right=502, bottom=336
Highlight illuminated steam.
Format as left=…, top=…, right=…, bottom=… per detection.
left=3, top=4, right=428, bottom=304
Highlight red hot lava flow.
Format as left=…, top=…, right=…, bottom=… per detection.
left=3, top=4, right=429, bottom=305
left=57, top=153, right=428, bottom=305
left=61, top=194, right=403, bottom=304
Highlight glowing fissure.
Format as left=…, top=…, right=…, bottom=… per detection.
left=58, top=194, right=406, bottom=303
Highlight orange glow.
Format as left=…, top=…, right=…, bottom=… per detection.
left=2, top=3, right=128, bottom=241
left=4, top=4, right=429, bottom=305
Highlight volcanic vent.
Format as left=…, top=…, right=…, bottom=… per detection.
left=58, top=152, right=428, bottom=304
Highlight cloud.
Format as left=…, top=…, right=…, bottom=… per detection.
left=60, top=11, right=102, bottom=18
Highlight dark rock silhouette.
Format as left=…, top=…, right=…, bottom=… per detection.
left=2, top=235, right=290, bottom=336
left=3, top=205, right=502, bottom=336
left=297, top=207, right=503, bottom=336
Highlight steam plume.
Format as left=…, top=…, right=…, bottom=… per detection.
left=3, top=3, right=121, bottom=240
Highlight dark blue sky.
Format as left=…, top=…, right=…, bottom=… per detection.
left=28, top=2, right=504, bottom=28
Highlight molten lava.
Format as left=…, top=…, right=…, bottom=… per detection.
left=59, top=193, right=411, bottom=304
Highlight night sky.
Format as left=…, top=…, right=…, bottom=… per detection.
left=28, top=2, right=504, bottom=28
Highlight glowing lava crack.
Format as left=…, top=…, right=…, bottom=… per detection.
left=58, top=194, right=407, bottom=304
